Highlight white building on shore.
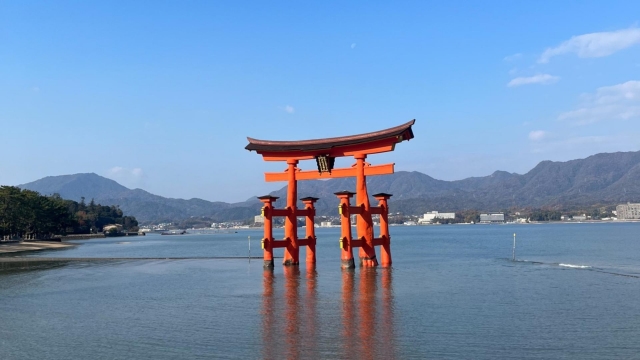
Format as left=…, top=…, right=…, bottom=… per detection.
left=480, top=213, right=505, bottom=223
left=616, top=203, right=640, bottom=220
left=418, top=211, right=456, bottom=224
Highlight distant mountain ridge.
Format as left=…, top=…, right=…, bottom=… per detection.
left=18, top=151, right=640, bottom=222
left=19, top=173, right=260, bottom=223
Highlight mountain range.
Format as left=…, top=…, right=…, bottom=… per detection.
left=18, top=151, right=640, bottom=223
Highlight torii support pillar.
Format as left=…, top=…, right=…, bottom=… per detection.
left=335, top=191, right=356, bottom=269
left=373, top=193, right=392, bottom=267
left=300, top=197, right=319, bottom=265
left=354, top=153, right=378, bottom=267
left=259, top=195, right=318, bottom=269
left=258, top=195, right=278, bottom=269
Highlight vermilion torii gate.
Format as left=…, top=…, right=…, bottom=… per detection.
left=246, top=120, right=415, bottom=269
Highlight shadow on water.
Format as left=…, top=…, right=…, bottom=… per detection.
left=0, top=260, right=71, bottom=274
left=261, top=265, right=397, bottom=359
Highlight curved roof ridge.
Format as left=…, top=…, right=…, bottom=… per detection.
left=246, top=119, right=415, bottom=152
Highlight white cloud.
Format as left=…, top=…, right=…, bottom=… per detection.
left=529, top=134, right=614, bottom=154
left=351, top=43, right=356, bottom=49
left=131, top=168, right=143, bottom=178
left=507, top=74, right=559, bottom=87
left=529, top=130, right=547, bottom=141
left=529, top=134, right=630, bottom=156
left=106, top=167, right=145, bottom=187
left=503, top=53, right=522, bottom=61
left=558, top=80, right=640, bottom=124
left=283, top=105, right=295, bottom=114
left=539, top=28, right=640, bottom=63
left=31, top=86, right=40, bottom=93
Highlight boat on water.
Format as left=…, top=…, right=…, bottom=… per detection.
left=161, top=230, right=187, bottom=235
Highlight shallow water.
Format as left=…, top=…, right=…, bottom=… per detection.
left=1, top=223, right=640, bottom=359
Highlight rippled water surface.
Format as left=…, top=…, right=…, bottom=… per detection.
left=2, top=223, right=640, bottom=359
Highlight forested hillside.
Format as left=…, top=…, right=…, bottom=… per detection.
left=0, top=186, right=138, bottom=239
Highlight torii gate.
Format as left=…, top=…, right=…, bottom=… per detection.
left=246, top=120, right=415, bottom=269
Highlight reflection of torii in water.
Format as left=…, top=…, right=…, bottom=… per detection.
left=261, top=267, right=396, bottom=358
left=246, top=120, right=415, bottom=268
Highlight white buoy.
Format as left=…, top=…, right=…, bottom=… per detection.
left=512, top=233, right=516, bottom=261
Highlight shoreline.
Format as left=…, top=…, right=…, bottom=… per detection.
left=0, top=241, right=77, bottom=255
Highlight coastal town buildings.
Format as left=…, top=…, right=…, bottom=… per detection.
left=479, top=213, right=505, bottom=223
left=616, top=203, right=640, bottom=220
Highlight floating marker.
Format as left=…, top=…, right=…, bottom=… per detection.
left=512, top=233, right=516, bottom=261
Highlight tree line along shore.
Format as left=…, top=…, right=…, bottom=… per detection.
left=0, top=186, right=138, bottom=241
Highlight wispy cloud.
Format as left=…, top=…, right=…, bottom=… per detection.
left=503, top=53, right=522, bottom=61
left=507, top=74, right=559, bottom=87
left=351, top=43, right=357, bottom=49
left=107, top=167, right=145, bottom=187
left=558, top=80, right=640, bottom=124
left=530, top=134, right=615, bottom=154
left=539, top=27, right=640, bottom=63
left=528, top=130, right=547, bottom=141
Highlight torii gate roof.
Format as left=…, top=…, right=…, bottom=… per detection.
left=246, top=119, right=415, bottom=160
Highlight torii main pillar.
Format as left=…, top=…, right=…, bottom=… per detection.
left=246, top=120, right=415, bottom=268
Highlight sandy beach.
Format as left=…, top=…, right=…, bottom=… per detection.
left=0, top=241, right=76, bottom=255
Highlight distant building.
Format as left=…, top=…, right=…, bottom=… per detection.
left=480, top=213, right=504, bottom=223
left=254, top=215, right=265, bottom=224
left=320, top=221, right=332, bottom=227
left=573, top=215, right=587, bottom=221
left=616, top=203, right=640, bottom=220
left=418, top=211, right=456, bottom=224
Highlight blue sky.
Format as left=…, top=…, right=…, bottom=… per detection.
left=2, top=1, right=640, bottom=202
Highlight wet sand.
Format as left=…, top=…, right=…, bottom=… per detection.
left=0, top=241, right=76, bottom=255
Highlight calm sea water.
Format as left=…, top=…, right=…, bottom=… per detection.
left=1, top=223, right=640, bottom=359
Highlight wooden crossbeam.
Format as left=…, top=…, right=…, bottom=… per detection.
left=265, top=163, right=394, bottom=182
left=271, top=240, right=288, bottom=248
left=268, top=237, right=314, bottom=248
left=349, top=237, right=386, bottom=247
